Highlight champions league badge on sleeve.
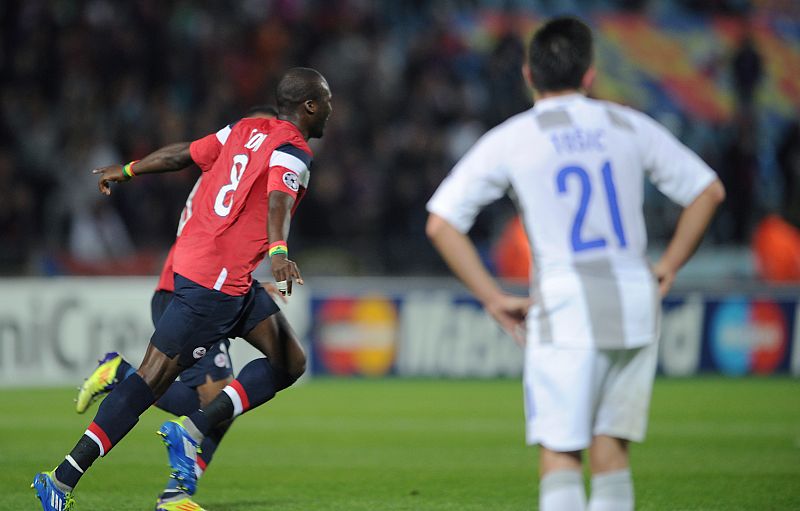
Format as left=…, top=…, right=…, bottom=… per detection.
left=282, top=171, right=300, bottom=192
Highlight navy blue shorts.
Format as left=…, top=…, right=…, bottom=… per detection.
left=151, top=290, right=233, bottom=387
left=150, top=274, right=280, bottom=371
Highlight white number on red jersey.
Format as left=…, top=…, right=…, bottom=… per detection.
left=214, top=154, right=249, bottom=217
left=244, top=129, right=267, bottom=151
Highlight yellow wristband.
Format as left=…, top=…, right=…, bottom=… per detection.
left=122, top=160, right=138, bottom=179
left=268, top=242, right=288, bottom=257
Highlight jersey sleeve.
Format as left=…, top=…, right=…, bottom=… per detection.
left=426, top=131, right=510, bottom=233
left=267, top=143, right=313, bottom=199
left=636, top=113, right=717, bottom=207
left=189, top=125, right=233, bottom=172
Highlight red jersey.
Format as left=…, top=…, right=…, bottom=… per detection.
left=156, top=244, right=177, bottom=292
left=173, top=118, right=312, bottom=295
left=156, top=175, right=205, bottom=292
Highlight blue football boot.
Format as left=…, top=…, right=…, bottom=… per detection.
left=31, top=471, right=75, bottom=511
left=157, top=417, right=200, bottom=495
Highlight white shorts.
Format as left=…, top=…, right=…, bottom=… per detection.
left=523, top=340, right=658, bottom=451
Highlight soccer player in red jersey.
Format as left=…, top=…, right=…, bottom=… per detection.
left=32, top=68, right=332, bottom=511
left=73, top=106, right=286, bottom=510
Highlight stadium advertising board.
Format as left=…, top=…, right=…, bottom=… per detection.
left=0, top=278, right=153, bottom=387
left=0, top=278, right=311, bottom=387
left=308, top=292, right=522, bottom=378
left=0, top=278, right=798, bottom=385
left=311, top=288, right=800, bottom=378
left=660, top=294, right=798, bottom=376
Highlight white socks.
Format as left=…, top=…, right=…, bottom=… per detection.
left=588, top=469, right=633, bottom=511
left=539, top=468, right=633, bottom=511
left=540, top=469, right=586, bottom=511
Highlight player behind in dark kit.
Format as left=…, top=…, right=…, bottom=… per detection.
left=73, top=106, right=287, bottom=511
left=32, top=68, right=332, bottom=511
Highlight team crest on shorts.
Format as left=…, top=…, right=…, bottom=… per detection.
left=193, top=347, right=207, bottom=359
left=214, top=353, right=228, bottom=368
left=282, top=171, right=300, bottom=192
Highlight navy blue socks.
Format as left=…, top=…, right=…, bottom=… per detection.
left=188, top=358, right=290, bottom=436
left=54, top=373, right=155, bottom=490
left=115, top=357, right=136, bottom=382
left=115, top=355, right=199, bottom=416
left=196, top=421, right=231, bottom=475
left=156, top=380, right=201, bottom=416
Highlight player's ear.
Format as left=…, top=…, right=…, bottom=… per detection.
left=522, top=63, right=534, bottom=90
left=303, top=100, right=317, bottom=116
left=522, top=63, right=538, bottom=101
left=581, top=66, right=596, bottom=92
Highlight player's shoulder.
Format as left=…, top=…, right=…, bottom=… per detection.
left=231, top=118, right=312, bottom=157
left=591, top=98, right=660, bottom=133
left=267, top=120, right=313, bottom=156
left=477, top=108, right=537, bottom=148
left=229, top=116, right=277, bottom=137
left=494, top=108, right=538, bottom=134
left=272, top=141, right=313, bottom=170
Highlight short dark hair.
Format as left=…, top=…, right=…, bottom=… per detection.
left=276, top=67, right=328, bottom=113
left=244, top=104, right=278, bottom=117
left=527, top=17, right=593, bottom=93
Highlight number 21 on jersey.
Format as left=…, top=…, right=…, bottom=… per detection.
left=556, top=160, right=627, bottom=253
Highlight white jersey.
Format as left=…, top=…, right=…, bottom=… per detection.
left=427, top=94, right=717, bottom=349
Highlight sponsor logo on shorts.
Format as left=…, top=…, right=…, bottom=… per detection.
left=192, top=347, right=207, bottom=359
left=282, top=171, right=299, bottom=192
left=214, top=353, right=228, bottom=368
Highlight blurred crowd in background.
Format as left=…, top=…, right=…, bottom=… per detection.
left=1, top=0, right=799, bottom=279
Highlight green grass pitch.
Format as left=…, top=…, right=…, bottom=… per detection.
left=2, top=377, right=798, bottom=510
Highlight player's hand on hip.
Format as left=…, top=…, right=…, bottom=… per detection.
left=652, top=261, right=676, bottom=297
left=271, top=254, right=304, bottom=296
left=93, top=165, right=127, bottom=196
left=484, top=294, right=533, bottom=347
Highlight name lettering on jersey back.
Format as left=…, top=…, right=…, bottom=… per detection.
left=550, top=128, right=606, bottom=154
left=244, top=129, right=268, bottom=151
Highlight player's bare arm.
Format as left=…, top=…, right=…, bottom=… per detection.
left=268, top=190, right=303, bottom=296
left=426, top=213, right=531, bottom=346
left=93, top=142, right=193, bottom=195
left=653, top=179, right=726, bottom=296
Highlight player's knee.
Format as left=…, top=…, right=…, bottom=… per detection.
left=284, top=339, right=307, bottom=382
left=288, top=352, right=306, bottom=383
left=540, top=447, right=582, bottom=476
left=137, top=343, right=182, bottom=397
left=272, top=352, right=305, bottom=392
left=136, top=366, right=172, bottom=398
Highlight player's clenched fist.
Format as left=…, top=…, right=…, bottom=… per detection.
left=270, top=254, right=304, bottom=296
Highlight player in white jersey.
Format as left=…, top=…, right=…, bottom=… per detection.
left=426, top=17, right=724, bottom=511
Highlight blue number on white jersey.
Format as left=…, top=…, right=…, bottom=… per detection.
left=557, top=160, right=627, bottom=253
